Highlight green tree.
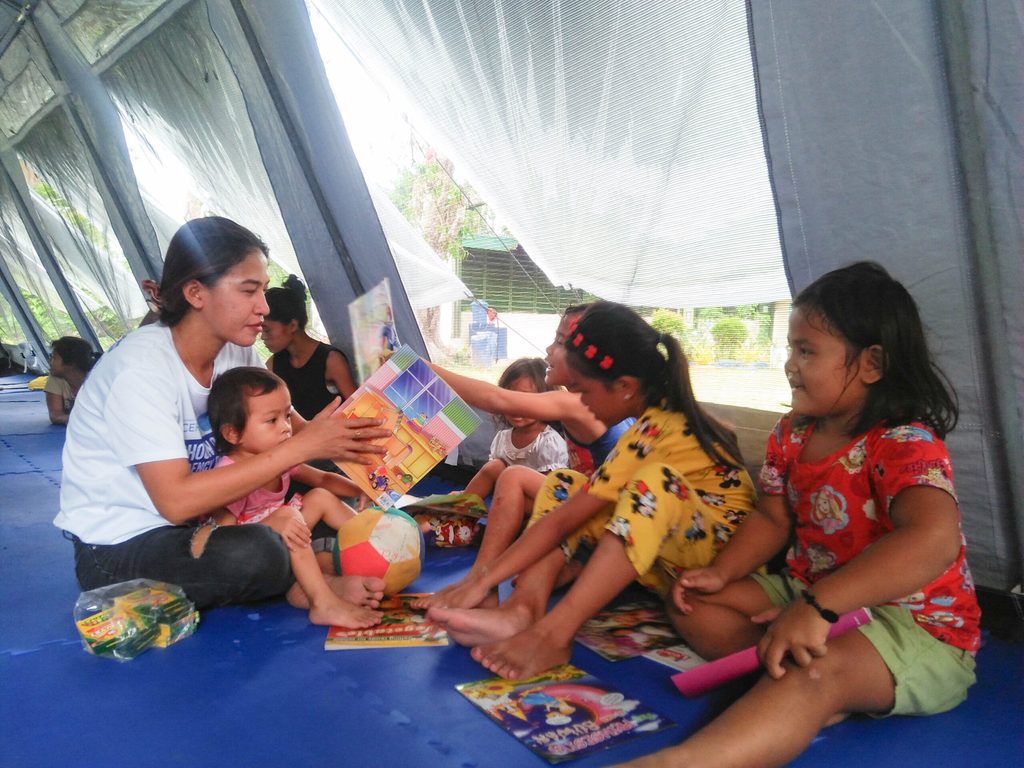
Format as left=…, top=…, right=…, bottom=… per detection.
left=390, top=153, right=489, bottom=348
left=711, top=316, right=747, bottom=359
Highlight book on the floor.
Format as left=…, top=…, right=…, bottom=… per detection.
left=323, top=593, right=447, bottom=650
left=334, top=346, right=482, bottom=509
left=399, top=491, right=488, bottom=519
left=456, top=664, right=673, bottom=763
left=643, top=643, right=707, bottom=672
left=575, top=596, right=681, bottom=661
left=348, top=278, right=400, bottom=385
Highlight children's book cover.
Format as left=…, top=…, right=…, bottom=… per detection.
left=575, top=597, right=681, bottom=661
left=400, top=491, right=487, bottom=519
left=348, top=278, right=400, bottom=384
left=334, top=345, right=482, bottom=509
left=643, top=644, right=707, bottom=672
left=456, top=664, right=673, bottom=763
left=324, top=593, right=447, bottom=650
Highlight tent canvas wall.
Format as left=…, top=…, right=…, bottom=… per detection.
left=0, top=0, right=1019, bottom=591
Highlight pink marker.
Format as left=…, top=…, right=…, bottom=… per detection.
left=672, top=607, right=873, bottom=697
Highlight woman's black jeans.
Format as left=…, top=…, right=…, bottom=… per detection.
left=67, top=523, right=293, bottom=609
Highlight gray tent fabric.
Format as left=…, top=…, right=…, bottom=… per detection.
left=0, top=0, right=1019, bottom=591
left=748, top=0, right=1023, bottom=588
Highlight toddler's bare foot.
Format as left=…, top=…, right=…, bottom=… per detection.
left=308, top=593, right=382, bottom=628
left=327, top=574, right=385, bottom=608
left=427, top=603, right=531, bottom=648
left=472, top=624, right=570, bottom=680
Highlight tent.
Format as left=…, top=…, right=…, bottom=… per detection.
left=0, top=0, right=1019, bottom=593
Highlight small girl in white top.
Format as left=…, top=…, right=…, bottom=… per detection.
left=464, top=358, right=568, bottom=500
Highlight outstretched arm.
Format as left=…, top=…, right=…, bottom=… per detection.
left=429, top=363, right=606, bottom=442
left=138, top=409, right=387, bottom=524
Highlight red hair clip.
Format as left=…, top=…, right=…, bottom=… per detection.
left=572, top=333, right=584, bottom=347
left=599, top=356, right=614, bottom=369
left=567, top=318, right=579, bottom=334
left=584, top=344, right=597, bottom=359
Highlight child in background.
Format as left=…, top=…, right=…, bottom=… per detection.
left=464, top=357, right=569, bottom=500
left=207, top=367, right=384, bottom=628
left=428, top=301, right=757, bottom=680
left=633, top=262, right=980, bottom=768
left=45, top=336, right=97, bottom=425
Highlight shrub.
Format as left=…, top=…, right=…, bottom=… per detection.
left=650, top=309, right=689, bottom=346
left=711, top=317, right=747, bottom=359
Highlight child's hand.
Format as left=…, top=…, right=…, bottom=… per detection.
left=756, top=600, right=831, bottom=679
left=265, top=506, right=312, bottom=551
left=671, top=567, right=726, bottom=614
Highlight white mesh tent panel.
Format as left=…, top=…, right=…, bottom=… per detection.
left=315, top=0, right=788, bottom=309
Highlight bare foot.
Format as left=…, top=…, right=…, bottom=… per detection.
left=307, top=592, right=382, bottom=628
left=411, top=577, right=498, bottom=611
left=427, top=603, right=532, bottom=647
left=472, top=623, right=570, bottom=680
left=327, top=574, right=385, bottom=608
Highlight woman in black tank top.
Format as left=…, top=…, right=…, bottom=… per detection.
left=262, top=275, right=357, bottom=419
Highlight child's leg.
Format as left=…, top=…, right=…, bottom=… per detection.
left=620, top=630, right=895, bottom=768
left=470, top=531, right=640, bottom=680
left=413, top=466, right=548, bottom=610
left=434, top=545, right=567, bottom=649
left=464, top=458, right=507, bottom=499
left=298, top=487, right=357, bottom=532
left=667, top=577, right=777, bottom=659
left=285, top=545, right=382, bottom=628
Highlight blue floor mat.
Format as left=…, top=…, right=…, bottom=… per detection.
left=2, top=390, right=1021, bottom=767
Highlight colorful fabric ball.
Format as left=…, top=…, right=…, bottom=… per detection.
left=336, top=507, right=423, bottom=595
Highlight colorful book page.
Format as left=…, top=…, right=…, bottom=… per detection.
left=347, top=278, right=400, bottom=384
left=456, top=664, right=673, bottom=763
left=642, top=644, right=707, bottom=672
left=575, top=597, right=681, bottom=661
left=334, top=346, right=482, bottom=509
left=324, top=594, right=447, bottom=650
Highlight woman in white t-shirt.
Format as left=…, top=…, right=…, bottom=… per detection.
left=54, top=217, right=389, bottom=609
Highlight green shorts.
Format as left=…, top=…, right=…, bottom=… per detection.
left=751, top=572, right=976, bottom=717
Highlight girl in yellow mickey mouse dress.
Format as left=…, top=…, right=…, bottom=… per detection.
left=427, top=301, right=757, bottom=680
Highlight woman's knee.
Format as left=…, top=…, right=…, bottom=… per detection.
left=216, top=525, right=291, bottom=582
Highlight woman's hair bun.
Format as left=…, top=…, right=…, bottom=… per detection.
left=283, top=274, right=306, bottom=297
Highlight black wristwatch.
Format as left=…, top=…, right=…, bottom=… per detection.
left=801, top=588, right=839, bottom=623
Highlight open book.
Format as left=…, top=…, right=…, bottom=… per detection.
left=334, top=346, right=482, bottom=509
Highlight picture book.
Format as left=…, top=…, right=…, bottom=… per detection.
left=323, top=593, right=447, bottom=650
left=575, top=596, right=681, bottom=661
left=347, top=278, right=400, bottom=384
left=456, top=664, right=673, bottom=763
left=334, top=345, right=482, bottom=509
left=643, top=644, right=707, bottom=672
left=400, top=491, right=487, bottom=519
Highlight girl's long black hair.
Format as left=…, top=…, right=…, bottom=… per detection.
left=564, top=301, right=743, bottom=469
left=794, top=261, right=958, bottom=438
